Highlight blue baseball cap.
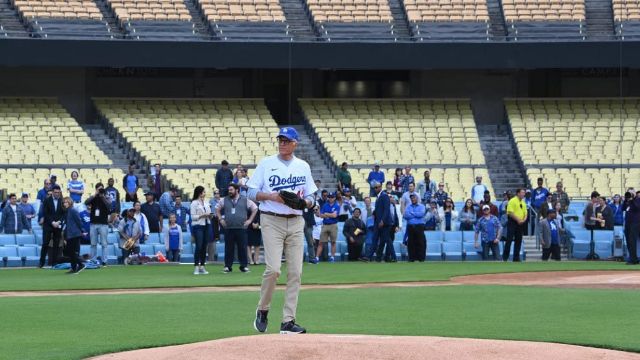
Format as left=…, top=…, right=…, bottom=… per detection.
left=327, top=192, right=336, bottom=198
left=277, top=127, right=299, bottom=142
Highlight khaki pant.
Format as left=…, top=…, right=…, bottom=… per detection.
left=320, top=223, right=338, bottom=243
left=258, top=213, right=304, bottom=323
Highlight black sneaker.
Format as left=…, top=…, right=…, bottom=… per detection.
left=65, top=269, right=75, bottom=274
left=280, top=320, right=306, bottom=334
left=254, top=310, right=268, bottom=333
left=240, top=267, right=250, bottom=273
left=74, top=263, right=86, bottom=274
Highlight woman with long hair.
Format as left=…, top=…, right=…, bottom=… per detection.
left=438, top=198, right=459, bottom=231
left=62, top=197, right=86, bottom=273
left=392, top=168, right=403, bottom=198
left=459, top=198, right=476, bottom=231
left=190, top=185, right=213, bottom=275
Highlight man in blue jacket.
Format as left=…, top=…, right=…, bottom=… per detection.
left=363, top=181, right=393, bottom=262
left=403, top=194, right=426, bottom=262
left=1, top=193, right=32, bottom=234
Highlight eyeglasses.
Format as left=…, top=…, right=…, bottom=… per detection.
left=438, top=184, right=444, bottom=187
left=276, top=138, right=293, bottom=145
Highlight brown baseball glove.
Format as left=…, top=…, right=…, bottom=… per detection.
left=279, top=191, right=308, bottom=210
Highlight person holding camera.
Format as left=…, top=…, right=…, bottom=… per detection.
left=84, top=182, right=112, bottom=266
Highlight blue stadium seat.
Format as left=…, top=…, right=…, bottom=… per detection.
left=593, top=231, right=614, bottom=258
left=462, top=242, right=482, bottom=261
left=392, top=241, right=405, bottom=261
left=442, top=242, right=463, bottom=261
left=16, top=234, right=36, bottom=246
left=147, top=233, right=161, bottom=244
left=139, top=244, right=155, bottom=256
left=0, top=246, right=21, bottom=267
left=425, top=231, right=443, bottom=243
left=106, top=245, right=119, bottom=265
left=33, top=229, right=43, bottom=244
left=426, top=241, right=443, bottom=261
left=153, top=244, right=167, bottom=256
left=107, top=233, right=119, bottom=244
left=181, top=243, right=194, bottom=263
left=216, top=242, right=225, bottom=261
left=462, top=231, right=475, bottom=243
left=0, top=234, right=16, bottom=246
left=80, top=245, right=92, bottom=257
left=19, top=246, right=39, bottom=266
left=443, top=231, right=461, bottom=243
left=570, top=230, right=591, bottom=259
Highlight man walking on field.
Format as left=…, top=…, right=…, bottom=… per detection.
left=247, top=127, right=317, bottom=335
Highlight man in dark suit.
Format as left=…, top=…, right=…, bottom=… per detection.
left=39, top=185, right=64, bottom=267
left=363, top=181, right=393, bottom=262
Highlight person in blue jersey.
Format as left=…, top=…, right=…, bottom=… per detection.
left=367, top=163, right=385, bottom=197
left=474, top=205, right=503, bottom=261
left=433, top=182, right=448, bottom=208
left=531, top=177, right=550, bottom=213
left=313, top=192, right=340, bottom=263
left=67, top=171, right=85, bottom=204
left=163, top=213, right=183, bottom=262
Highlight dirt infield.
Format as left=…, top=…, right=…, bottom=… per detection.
left=89, top=334, right=640, bottom=360
left=453, top=270, right=640, bottom=289
left=1, top=270, right=639, bottom=297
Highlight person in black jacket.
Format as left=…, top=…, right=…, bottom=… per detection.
left=593, top=196, right=614, bottom=231
left=343, top=208, right=366, bottom=261
left=39, top=185, right=65, bottom=267
left=85, top=183, right=112, bottom=266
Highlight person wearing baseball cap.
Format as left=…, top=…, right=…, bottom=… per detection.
left=314, top=191, right=339, bottom=264
left=19, top=193, right=36, bottom=224
left=474, top=204, right=502, bottom=261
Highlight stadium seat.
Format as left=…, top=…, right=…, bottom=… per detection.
left=0, top=234, right=16, bottom=246
left=442, top=241, right=463, bottom=261
left=426, top=241, right=443, bottom=261
left=147, top=233, right=161, bottom=244
left=462, top=241, right=482, bottom=261
left=443, top=231, right=462, bottom=243
left=18, top=246, right=40, bottom=267
left=0, top=246, right=21, bottom=267
left=153, top=244, right=167, bottom=256
left=107, top=233, right=119, bottom=245
left=80, top=245, right=92, bottom=257
left=300, top=99, right=493, bottom=199
left=15, top=234, right=36, bottom=246
left=425, top=231, right=443, bottom=243
left=139, top=244, right=155, bottom=256
left=461, top=231, right=475, bottom=243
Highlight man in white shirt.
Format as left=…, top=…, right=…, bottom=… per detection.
left=247, top=127, right=317, bottom=335
left=471, top=176, right=488, bottom=205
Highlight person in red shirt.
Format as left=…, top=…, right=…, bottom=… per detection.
left=477, top=191, right=499, bottom=218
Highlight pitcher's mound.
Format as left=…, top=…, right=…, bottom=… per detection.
left=89, top=334, right=640, bottom=360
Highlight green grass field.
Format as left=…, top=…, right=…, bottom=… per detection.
left=1, top=262, right=638, bottom=360
left=0, top=261, right=633, bottom=291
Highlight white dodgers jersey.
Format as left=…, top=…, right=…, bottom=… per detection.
left=246, top=155, right=317, bottom=215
